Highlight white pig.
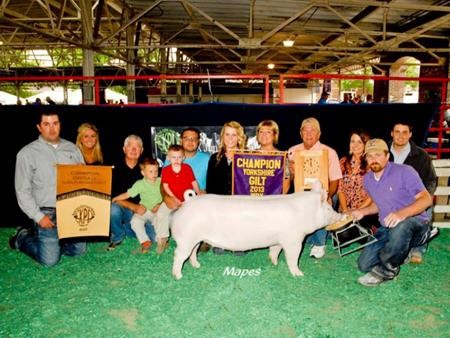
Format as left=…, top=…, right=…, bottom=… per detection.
left=171, top=186, right=345, bottom=280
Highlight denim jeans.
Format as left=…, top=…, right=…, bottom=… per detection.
left=410, top=207, right=433, bottom=256
left=17, top=207, right=87, bottom=267
left=304, top=196, right=337, bottom=247
left=110, top=203, right=155, bottom=244
left=305, top=228, right=328, bottom=246
left=358, top=216, right=430, bottom=273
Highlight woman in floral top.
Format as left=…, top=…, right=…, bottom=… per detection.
left=338, top=129, right=380, bottom=234
left=337, top=129, right=372, bottom=213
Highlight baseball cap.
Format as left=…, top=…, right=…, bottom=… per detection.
left=300, top=117, right=321, bottom=133
left=364, top=138, right=388, bottom=155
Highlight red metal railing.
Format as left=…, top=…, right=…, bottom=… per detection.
left=0, top=74, right=271, bottom=104
left=1, top=73, right=449, bottom=157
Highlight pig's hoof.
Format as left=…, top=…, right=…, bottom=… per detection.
left=191, top=261, right=200, bottom=269
left=173, top=272, right=183, bottom=280
left=269, top=255, right=278, bottom=266
left=291, top=269, right=304, bottom=277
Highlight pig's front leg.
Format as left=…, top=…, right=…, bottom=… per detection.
left=189, top=243, right=201, bottom=268
left=282, top=241, right=304, bottom=277
left=269, top=245, right=282, bottom=265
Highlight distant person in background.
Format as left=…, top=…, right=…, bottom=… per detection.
left=46, top=96, right=56, bottom=105
left=107, top=135, right=155, bottom=251
left=389, top=122, right=437, bottom=264
left=16, top=99, right=23, bottom=105
left=256, top=120, right=290, bottom=194
left=349, top=93, right=356, bottom=103
left=317, top=92, right=329, bottom=104
left=206, top=121, right=246, bottom=255
left=365, top=94, right=373, bottom=104
left=76, top=122, right=104, bottom=165
left=341, top=93, right=351, bottom=104
left=33, top=98, right=42, bottom=105
left=10, top=111, right=86, bottom=266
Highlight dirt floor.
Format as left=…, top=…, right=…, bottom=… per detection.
left=0, top=227, right=448, bottom=337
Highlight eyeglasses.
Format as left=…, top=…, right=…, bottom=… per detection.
left=182, top=137, right=199, bottom=142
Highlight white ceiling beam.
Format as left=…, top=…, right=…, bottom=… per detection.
left=181, top=0, right=241, bottom=41
left=330, top=0, right=450, bottom=12
left=318, top=13, right=450, bottom=73
left=260, top=3, right=315, bottom=43
left=411, top=39, right=440, bottom=62
left=97, top=0, right=163, bottom=45
left=324, top=4, right=378, bottom=45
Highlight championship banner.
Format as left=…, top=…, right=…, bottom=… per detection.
left=56, top=165, right=112, bottom=239
left=232, top=151, right=286, bottom=195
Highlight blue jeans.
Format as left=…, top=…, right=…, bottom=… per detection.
left=305, top=229, right=328, bottom=246
left=17, top=207, right=87, bottom=267
left=358, top=216, right=430, bottom=273
left=305, top=196, right=337, bottom=247
left=110, top=203, right=155, bottom=244
left=410, top=207, right=433, bottom=256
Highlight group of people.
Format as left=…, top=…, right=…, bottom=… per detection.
left=16, top=96, right=57, bottom=105
left=318, top=92, right=374, bottom=104
left=10, top=110, right=439, bottom=287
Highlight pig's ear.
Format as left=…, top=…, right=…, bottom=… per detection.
left=311, top=180, right=327, bottom=202
left=311, top=180, right=323, bottom=192
left=320, top=189, right=327, bottom=202
left=183, top=189, right=197, bottom=202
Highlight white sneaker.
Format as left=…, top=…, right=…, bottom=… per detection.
left=310, top=245, right=326, bottom=259
left=430, top=227, right=439, bottom=240
left=358, top=272, right=385, bottom=287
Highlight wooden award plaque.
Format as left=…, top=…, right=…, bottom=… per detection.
left=294, top=149, right=328, bottom=192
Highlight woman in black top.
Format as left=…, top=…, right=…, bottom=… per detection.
left=206, top=121, right=246, bottom=195
left=205, top=121, right=246, bottom=255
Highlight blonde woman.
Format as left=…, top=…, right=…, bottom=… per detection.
left=256, top=120, right=290, bottom=193
left=76, top=122, right=104, bottom=165
left=206, top=121, right=246, bottom=255
left=206, top=121, right=246, bottom=195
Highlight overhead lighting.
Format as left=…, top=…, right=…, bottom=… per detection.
left=283, top=39, right=294, bottom=47
left=267, top=63, right=275, bottom=69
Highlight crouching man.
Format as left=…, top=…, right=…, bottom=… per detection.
left=350, top=139, right=438, bottom=287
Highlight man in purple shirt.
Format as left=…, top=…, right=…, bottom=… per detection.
left=351, top=139, right=437, bottom=287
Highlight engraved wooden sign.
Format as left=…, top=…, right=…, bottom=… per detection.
left=294, top=150, right=328, bottom=192
left=56, top=165, right=112, bottom=239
